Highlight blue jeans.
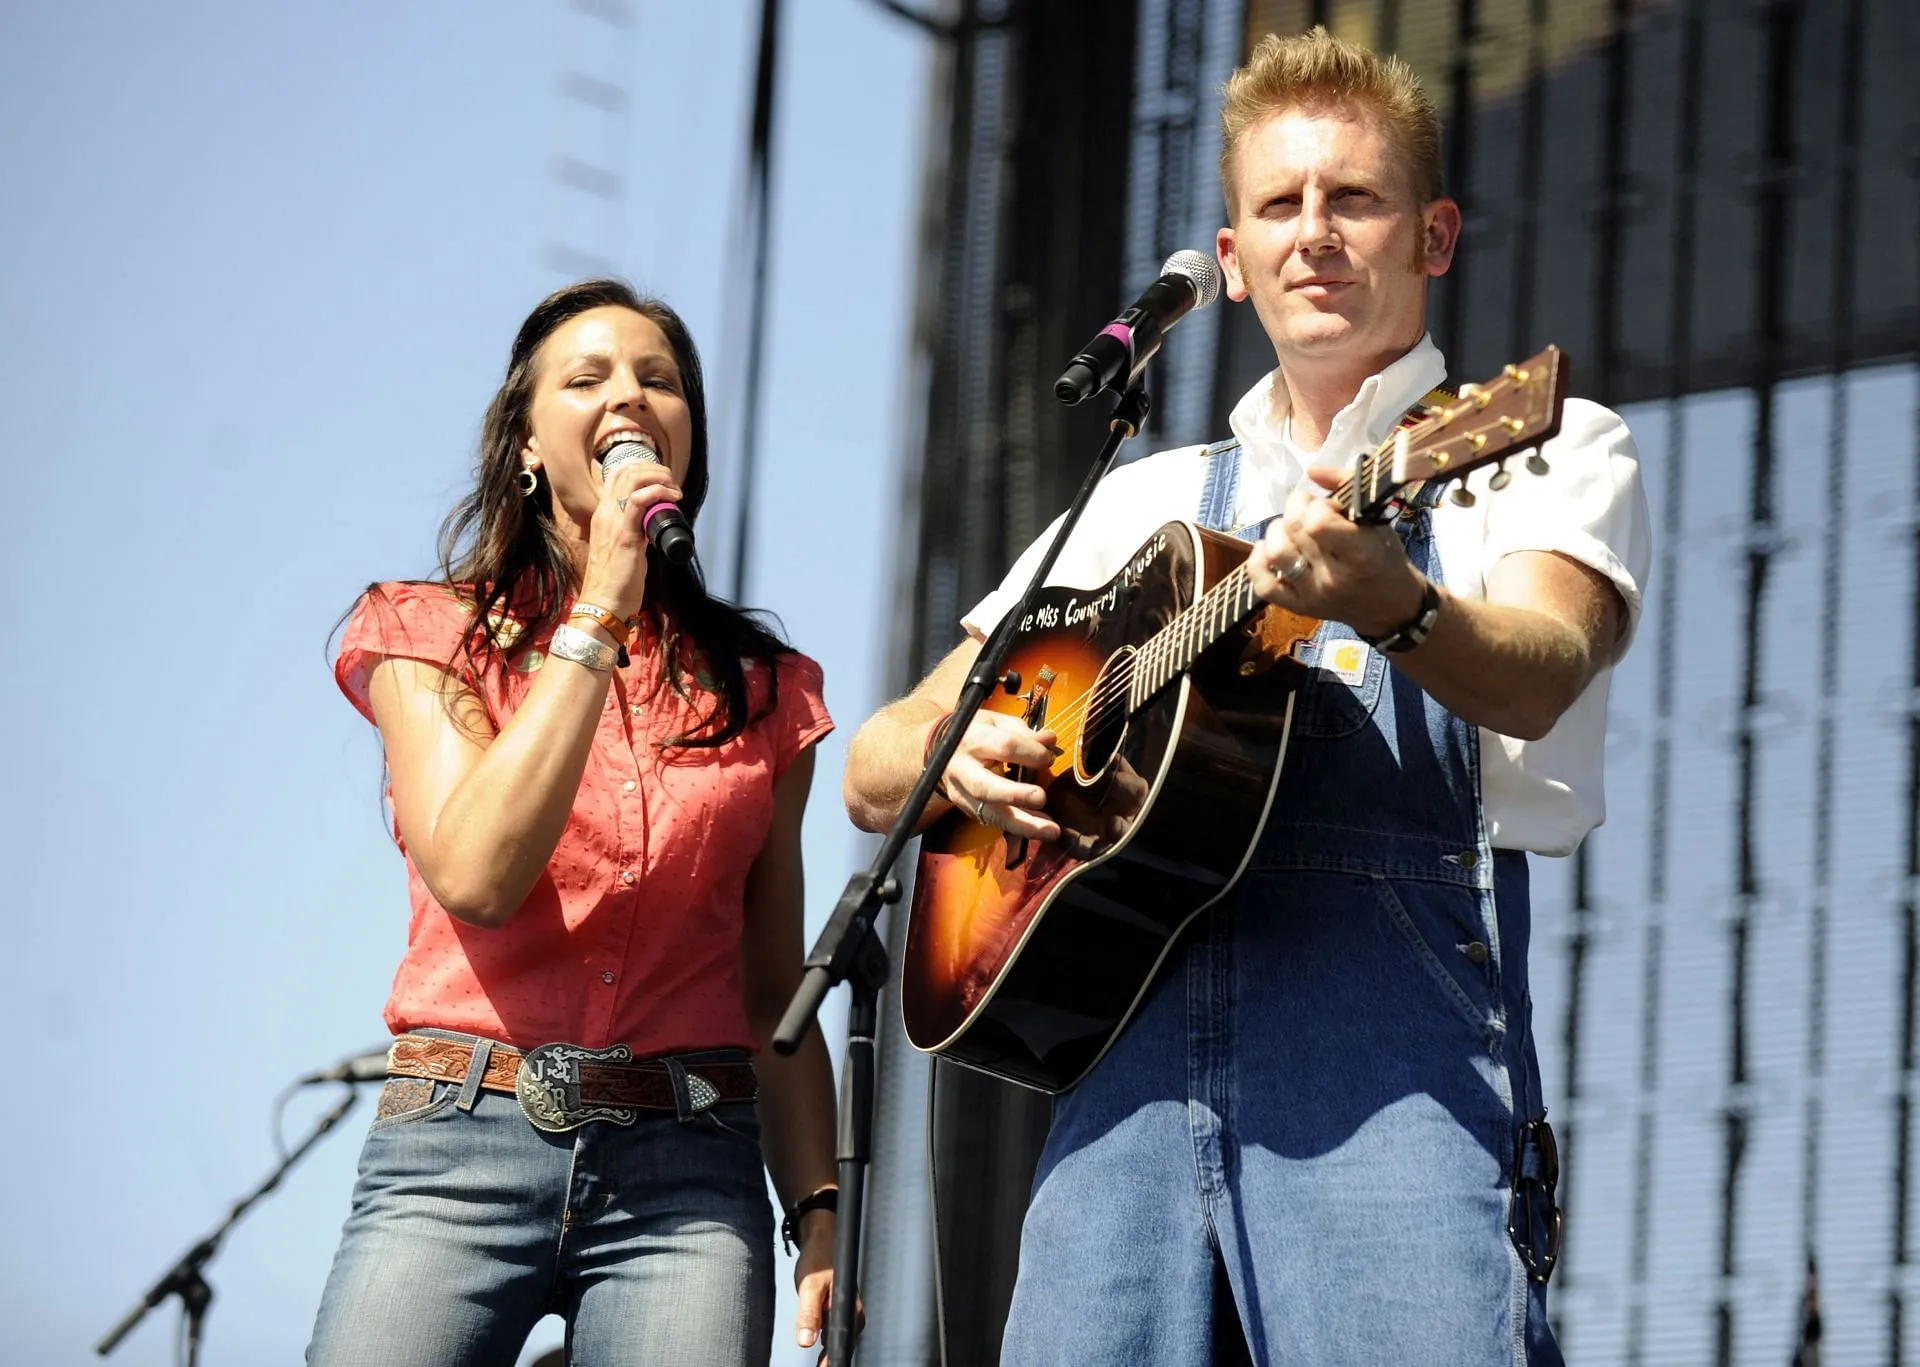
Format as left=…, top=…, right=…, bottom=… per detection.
left=306, top=1047, right=772, bottom=1367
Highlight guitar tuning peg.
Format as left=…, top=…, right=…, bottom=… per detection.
left=1526, top=453, right=1550, bottom=477
left=1449, top=484, right=1477, bottom=508
left=1488, top=459, right=1511, bottom=492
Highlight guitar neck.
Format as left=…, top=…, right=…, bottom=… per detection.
left=1128, top=562, right=1265, bottom=709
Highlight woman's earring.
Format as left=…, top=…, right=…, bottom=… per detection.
left=518, top=466, right=539, bottom=497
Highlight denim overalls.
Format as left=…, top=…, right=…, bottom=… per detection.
left=1000, top=439, right=1564, bottom=1366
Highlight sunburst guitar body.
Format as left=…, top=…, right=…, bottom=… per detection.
left=902, top=520, right=1317, bottom=1091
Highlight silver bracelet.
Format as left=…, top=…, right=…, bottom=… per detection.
left=549, top=622, right=617, bottom=673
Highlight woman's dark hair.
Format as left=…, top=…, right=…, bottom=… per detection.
left=438, top=278, right=790, bottom=748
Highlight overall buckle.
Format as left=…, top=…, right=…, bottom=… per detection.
left=515, top=1042, right=639, bottom=1133
left=1508, top=1116, right=1564, bottom=1285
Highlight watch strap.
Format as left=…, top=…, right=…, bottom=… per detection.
left=1360, top=577, right=1442, bottom=654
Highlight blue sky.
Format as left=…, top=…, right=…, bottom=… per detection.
left=0, top=3, right=929, bottom=1362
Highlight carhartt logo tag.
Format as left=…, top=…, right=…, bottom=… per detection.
left=1323, top=639, right=1370, bottom=686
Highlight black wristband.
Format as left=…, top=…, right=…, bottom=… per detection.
left=781, top=1186, right=838, bottom=1254
left=1360, top=576, right=1442, bottom=654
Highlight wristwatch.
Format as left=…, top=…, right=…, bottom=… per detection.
left=781, top=1186, right=839, bottom=1254
left=1360, top=576, right=1442, bottom=654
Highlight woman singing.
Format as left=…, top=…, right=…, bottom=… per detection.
left=307, top=280, right=842, bottom=1366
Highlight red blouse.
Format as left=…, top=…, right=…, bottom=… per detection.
left=335, top=583, right=833, bottom=1056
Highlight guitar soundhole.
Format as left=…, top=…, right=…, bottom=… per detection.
left=1074, top=647, right=1132, bottom=783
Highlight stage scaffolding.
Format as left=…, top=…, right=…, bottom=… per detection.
left=862, top=0, right=1920, bottom=1361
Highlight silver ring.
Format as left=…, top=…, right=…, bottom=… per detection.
left=972, top=794, right=989, bottom=825
left=1279, top=553, right=1310, bottom=583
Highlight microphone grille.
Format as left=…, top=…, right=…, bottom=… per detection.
left=1160, top=249, right=1221, bottom=310
left=599, top=436, right=660, bottom=474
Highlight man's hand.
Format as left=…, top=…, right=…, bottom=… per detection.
left=935, top=710, right=1062, bottom=843
left=1244, top=464, right=1426, bottom=637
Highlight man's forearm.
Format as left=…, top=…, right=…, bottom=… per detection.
left=843, top=696, right=953, bottom=833
left=1393, top=586, right=1604, bottom=741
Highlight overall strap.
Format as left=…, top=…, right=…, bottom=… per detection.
left=1195, top=437, right=1244, bottom=536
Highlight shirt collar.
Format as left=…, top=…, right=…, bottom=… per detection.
left=1227, top=333, right=1449, bottom=472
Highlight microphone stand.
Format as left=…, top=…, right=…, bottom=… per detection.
left=96, top=1085, right=362, bottom=1365
left=774, top=385, right=1152, bottom=1366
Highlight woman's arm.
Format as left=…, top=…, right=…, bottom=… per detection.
left=366, top=457, right=683, bottom=929
left=366, top=645, right=613, bottom=928
left=739, top=745, right=844, bottom=1353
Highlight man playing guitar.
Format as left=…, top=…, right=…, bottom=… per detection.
left=845, top=26, right=1649, bottom=1365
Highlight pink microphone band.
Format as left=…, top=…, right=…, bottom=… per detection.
left=643, top=502, right=684, bottom=531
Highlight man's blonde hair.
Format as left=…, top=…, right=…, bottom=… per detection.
left=1218, top=27, right=1442, bottom=218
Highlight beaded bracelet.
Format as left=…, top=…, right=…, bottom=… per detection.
left=549, top=623, right=617, bottom=673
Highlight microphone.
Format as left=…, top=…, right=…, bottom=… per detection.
left=600, top=437, right=695, bottom=565
left=296, top=1046, right=392, bottom=1086
left=1055, top=249, right=1222, bottom=406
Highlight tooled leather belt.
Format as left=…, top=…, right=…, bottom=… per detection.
left=386, top=1034, right=758, bottom=1133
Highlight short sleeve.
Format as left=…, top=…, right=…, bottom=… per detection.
left=333, top=582, right=478, bottom=725
left=1478, top=397, right=1653, bottom=649
left=766, top=652, right=833, bottom=778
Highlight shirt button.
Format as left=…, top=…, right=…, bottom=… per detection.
left=1464, top=941, right=1490, bottom=965
left=623, top=780, right=637, bottom=792
left=620, top=871, right=636, bottom=885
left=601, top=971, right=617, bottom=985
left=630, top=703, right=643, bottom=715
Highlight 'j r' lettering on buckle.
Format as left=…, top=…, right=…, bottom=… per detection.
left=515, top=1042, right=639, bottom=1132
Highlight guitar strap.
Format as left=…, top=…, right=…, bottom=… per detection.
left=1197, top=383, right=1455, bottom=540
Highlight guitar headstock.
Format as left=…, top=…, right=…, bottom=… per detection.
left=1383, top=345, right=1569, bottom=504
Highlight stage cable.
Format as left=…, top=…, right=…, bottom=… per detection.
left=1795, top=2, right=1864, bottom=1362
left=1549, top=0, right=1631, bottom=1335
left=1624, top=0, right=1706, bottom=1359
left=724, top=0, right=782, bottom=603
left=1714, top=5, right=1800, bottom=1363
left=927, top=1057, right=951, bottom=1367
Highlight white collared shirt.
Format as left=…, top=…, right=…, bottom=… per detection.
left=963, top=334, right=1653, bottom=856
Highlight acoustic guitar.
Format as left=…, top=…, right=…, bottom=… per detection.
left=902, top=346, right=1571, bottom=1092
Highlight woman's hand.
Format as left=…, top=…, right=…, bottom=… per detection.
left=935, top=710, right=1062, bottom=842
left=793, top=1214, right=863, bottom=1363
left=577, top=455, right=683, bottom=620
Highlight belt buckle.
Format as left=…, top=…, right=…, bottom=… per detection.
left=515, top=1042, right=638, bottom=1133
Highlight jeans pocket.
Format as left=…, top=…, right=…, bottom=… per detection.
left=1369, top=876, right=1492, bottom=1032
left=368, top=1078, right=460, bottom=1131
